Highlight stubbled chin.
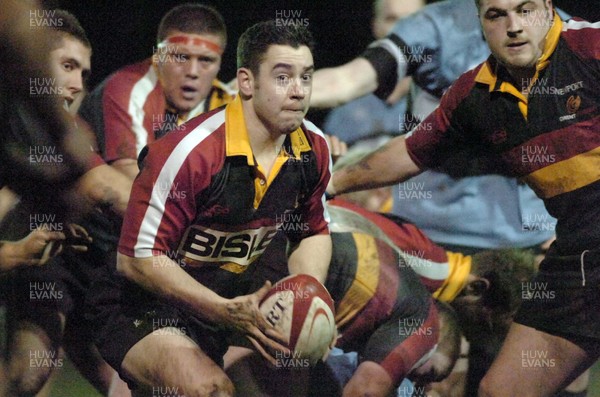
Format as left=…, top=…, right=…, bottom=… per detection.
left=499, top=54, right=537, bottom=70
left=176, top=99, right=200, bottom=112
left=282, top=121, right=302, bottom=134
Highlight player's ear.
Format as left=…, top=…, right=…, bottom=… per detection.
left=237, top=67, right=254, bottom=98
left=464, top=278, right=490, bottom=298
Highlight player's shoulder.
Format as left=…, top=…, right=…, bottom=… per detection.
left=301, top=119, right=329, bottom=153
left=103, top=59, right=155, bottom=93
left=421, top=0, right=476, bottom=19
left=560, top=18, right=600, bottom=60
left=439, top=62, right=483, bottom=107
left=184, top=104, right=227, bottom=134
left=301, top=119, right=326, bottom=141
left=142, top=108, right=227, bottom=169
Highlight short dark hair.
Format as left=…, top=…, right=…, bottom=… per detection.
left=450, top=248, right=536, bottom=354
left=47, top=9, right=91, bottom=50
left=470, top=248, right=536, bottom=317
left=157, top=3, right=226, bottom=45
left=237, top=20, right=314, bottom=75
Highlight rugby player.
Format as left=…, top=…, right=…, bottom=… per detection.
left=78, top=3, right=234, bottom=182
left=5, top=5, right=235, bottom=396
left=86, top=21, right=332, bottom=397
left=1, top=9, right=132, bottom=397
left=327, top=0, right=600, bottom=395
left=224, top=197, right=540, bottom=397
left=0, top=1, right=92, bottom=217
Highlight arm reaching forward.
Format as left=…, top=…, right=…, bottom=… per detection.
left=311, top=58, right=379, bottom=109
left=328, top=135, right=422, bottom=196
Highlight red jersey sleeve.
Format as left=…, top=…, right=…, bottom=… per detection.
left=102, top=77, right=139, bottom=162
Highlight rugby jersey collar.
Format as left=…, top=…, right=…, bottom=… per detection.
left=224, top=95, right=312, bottom=165
left=475, top=11, right=563, bottom=94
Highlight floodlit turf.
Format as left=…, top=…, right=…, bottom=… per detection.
left=48, top=357, right=600, bottom=396
left=1, top=307, right=600, bottom=396
left=49, top=357, right=102, bottom=397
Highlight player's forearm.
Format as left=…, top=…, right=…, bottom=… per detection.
left=0, top=187, right=18, bottom=223
left=328, top=135, right=422, bottom=196
left=116, top=253, right=228, bottom=323
left=111, top=159, right=140, bottom=181
left=287, top=234, right=332, bottom=284
left=311, top=58, right=378, bottom=109
left=0, top=241, right=24, bottom=271
left=77, top=164, right=132, bottom=216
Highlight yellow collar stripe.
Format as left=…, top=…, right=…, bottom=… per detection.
left=225, top=95, right=255, bottom=165
left=224, top=96, right=312, bottom=163
left=432, top=251, right=472, bottom=302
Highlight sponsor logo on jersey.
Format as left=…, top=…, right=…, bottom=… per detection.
left=178, top=225, right=278, bottom=267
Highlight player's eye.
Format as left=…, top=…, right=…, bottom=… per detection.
left=63, top=62, right=74, bottom=72
left=277, top=75, right=290, bottom=85
left=302, top=74, right=312, bottom=83
left=484, top=11, right=503, bottom=20
left=520, top=8, right=534, bottom=16
left=198, top=56, right=217, bottom=65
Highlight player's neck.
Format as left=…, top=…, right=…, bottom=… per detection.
left=506, top=67, right=537, bottom=97
left=242, top=102, right=286, bottom=176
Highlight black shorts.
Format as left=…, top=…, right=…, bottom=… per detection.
left=3, top=236, right=117, bottom=342
left=85, top=272, right=231, bottom=387
left=1, top=202, right=119, bottom=319
left=514, top=247, right=600, bottom=351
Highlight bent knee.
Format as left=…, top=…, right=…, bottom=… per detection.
left=479, top=374, right=494, bottom=397
left=191, top=375, right=234, bottom=397
left=6, top=366, right=53, bottom=396
left=344, top=361, right=393, bottom=397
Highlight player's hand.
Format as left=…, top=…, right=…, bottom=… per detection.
left=222, top=281, right=291, bottom=365
left=64, top=223, right=92, bottom=252
left=385, top=77, right=411, bottom=106
left=17, top=228, right=67, bottom=266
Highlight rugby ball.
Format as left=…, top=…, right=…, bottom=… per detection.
left=259, top=274, right=336, bottom=366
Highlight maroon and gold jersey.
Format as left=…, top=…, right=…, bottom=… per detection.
left=253, top=199, right=447, bottom=384
left=406, top=16, right=600, bottom=255
left=118, top=96, right=331, bottom=297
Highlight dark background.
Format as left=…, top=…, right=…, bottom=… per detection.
left=50, top=0, right=600, bottom=123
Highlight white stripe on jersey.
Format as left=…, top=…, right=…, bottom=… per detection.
left=129, top=66, right=158, bottom=156
left=133, top=110, right=226, bottom=258
left=562, top=19, right=600, bottom=31
left=368, top=38, right=409, bottom=88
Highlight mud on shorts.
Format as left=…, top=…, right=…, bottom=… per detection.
left=85, top=272, right=232, bottom=389
left=514, top=247, right=600, bottom=352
